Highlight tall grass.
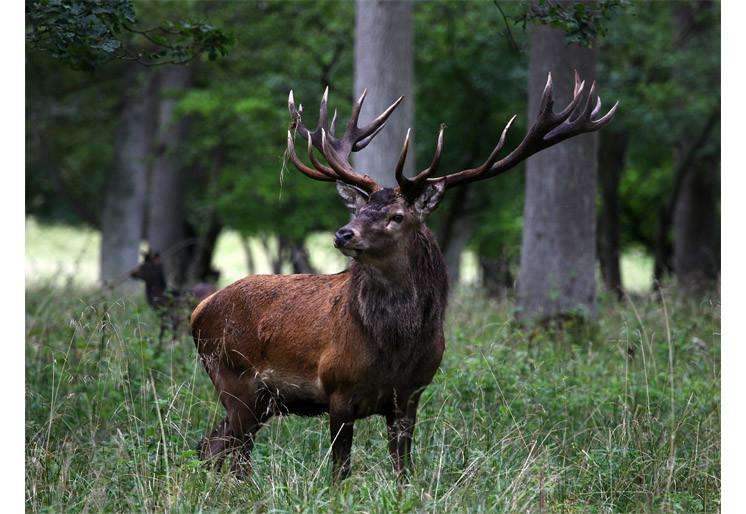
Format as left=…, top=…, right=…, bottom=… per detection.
left=25, top=281, right=719, bottom=512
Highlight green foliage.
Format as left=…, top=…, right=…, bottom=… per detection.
left=514, top=0, right=627, bottom=47
left=25, top=0, right=720, bottom=277
left=599, top=1, right=720, bottom=251
left=414, top=2, right=527, bottom=259
left=26, top=284, right=720, bottom=511
left=173, top=1, right=356, bottom=241
left=26, top=0, right=232, bottom=71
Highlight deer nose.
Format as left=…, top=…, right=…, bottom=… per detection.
left=334, top=228, right=355, bottom=247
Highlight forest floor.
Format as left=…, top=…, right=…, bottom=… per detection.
left=25, top=221, right=719, bottom=512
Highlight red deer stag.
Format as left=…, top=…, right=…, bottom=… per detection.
left=191, top=72, right=617, bottom=480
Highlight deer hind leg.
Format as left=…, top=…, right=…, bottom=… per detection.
left=201, top=365, right=272, bottom=478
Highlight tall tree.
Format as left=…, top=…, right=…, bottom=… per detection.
left=147, top=65, right=192, bottom=286
left=673, top=161, right=719, bottom=290
left=353, top=0, right=414, bottom=186
left=517, top=21, right=599, bottom=320
left=597, top=128, right=628, bottom=299
left=100, top=65, right=157, bottom=288
left=670, top=0, right=720, bottom=292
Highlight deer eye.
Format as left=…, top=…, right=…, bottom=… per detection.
left=391, top=214, right=404, bottom=224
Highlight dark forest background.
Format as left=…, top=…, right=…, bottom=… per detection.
left=26, top=0, right=720, bottom=317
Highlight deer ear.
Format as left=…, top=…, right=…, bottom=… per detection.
left=336, top=181, right=368, bottom=214
left=414, top=180, right=446, bottom=217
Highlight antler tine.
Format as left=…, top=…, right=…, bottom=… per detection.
left=347, top=88, right=367, bottom=134
left=394, top=128, right=412, bottom=187
left=590, top=100, right=619, bottom=129
left=397, top=125, right=446, bottom=199
left=286, top=130, right=334, bottom=182
left=330, top=108, right=338, bottom=137
left=288, top=90, right=311, bottom=139
left=555, top=79, right=585, bottom=123
left=578, top=80, right=598, bottom=122
left=356, top=95, right=405, bottom=141
left=573, top=69, right=583, bottom=96
left=353, top=122, right=388, bottom=152
left=306, top=137, right=336, bottom=179
left=538, top=72, right=554, bottom=117
left=480, top=115, right=516, bottom=170
left=287, top=87, right=406, bottom=192
left=411, top=124, right=445, bottom=182
left=429, top=115, right=515, bottom=188
left=425, top=72, right=618, bottom=189
left=591, top=95, right=602, bottom=118
left=318, top=86, right=330, bottom=131
left=321, top=129, right=380, bottom=192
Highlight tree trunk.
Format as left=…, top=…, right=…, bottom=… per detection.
left=267, top=235, right=284, bottom=275
left=240, top=236, right=255, bottom=276
left=480, top=250, right=514, bottom=300
left=186, top=216, right=222, bottom=284
left=673, top=163, right=719, bottom=291
left=147, top=65, right=192, bottom=287
left=289, top=239, right=316, bottom=274
left=442, top=217, right=473, bottom=287
left=597, top=129, right=629, bottom=299
left=100, top=65, right=157, bottom=289
left=517, top=23, right=599, bottom=321
left=653, top=105, right=719, bottom=287
left=354, top=0, right=414, bottom=185
left=436, top=185, right=475, bottom=286
left=669, top=1, right=720, bottom=293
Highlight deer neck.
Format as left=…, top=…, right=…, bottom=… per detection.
left=348, top=226, right=448, bottom=346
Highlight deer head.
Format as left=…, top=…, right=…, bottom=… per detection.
left=287, top=72, right=617, bottom=267
left=130, top=250, right=164, bottom=282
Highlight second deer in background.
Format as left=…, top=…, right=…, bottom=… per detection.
left=130, top=250, right=217, bottom=345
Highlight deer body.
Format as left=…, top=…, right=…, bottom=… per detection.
left=193, top=75, right=616, bottom=480
left=193, top=193, right=448, bottom=477
left=193, top=227, right=446, bottom=415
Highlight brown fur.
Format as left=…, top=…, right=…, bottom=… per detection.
left=192, top=187, right=449, bottom=480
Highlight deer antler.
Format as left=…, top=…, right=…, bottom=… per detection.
left=393, top=123, right=447, bottom=200
left=393, top=71, right=618, bottom=195
left=287, top=87, right=403, bottom=193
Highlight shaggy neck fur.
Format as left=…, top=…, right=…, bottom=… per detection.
left=348, top=225, right=449, bottom=348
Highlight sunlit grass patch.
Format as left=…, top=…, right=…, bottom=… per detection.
left=26, top=218, right=656, bottom=294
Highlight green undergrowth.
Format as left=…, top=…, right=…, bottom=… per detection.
left=25, top=283, right=720, bottom=512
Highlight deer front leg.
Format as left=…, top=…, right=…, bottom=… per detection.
left=386, top=392, right=421, bottom=477
left=329, top=394, right=355, bottom=482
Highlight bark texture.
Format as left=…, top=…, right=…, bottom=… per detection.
left=517, top=24, right=599, bottom=320
left=597, top=129, right=629, bottom=299
left=673, top=164, right=719, bottom=291
left=147, top=65, right=192, bottom=286
left=354, top=0, right=414, bottom=186
left=100, top=65, right=157, bottom=289
left=669, top=1, right=720, bottom=292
